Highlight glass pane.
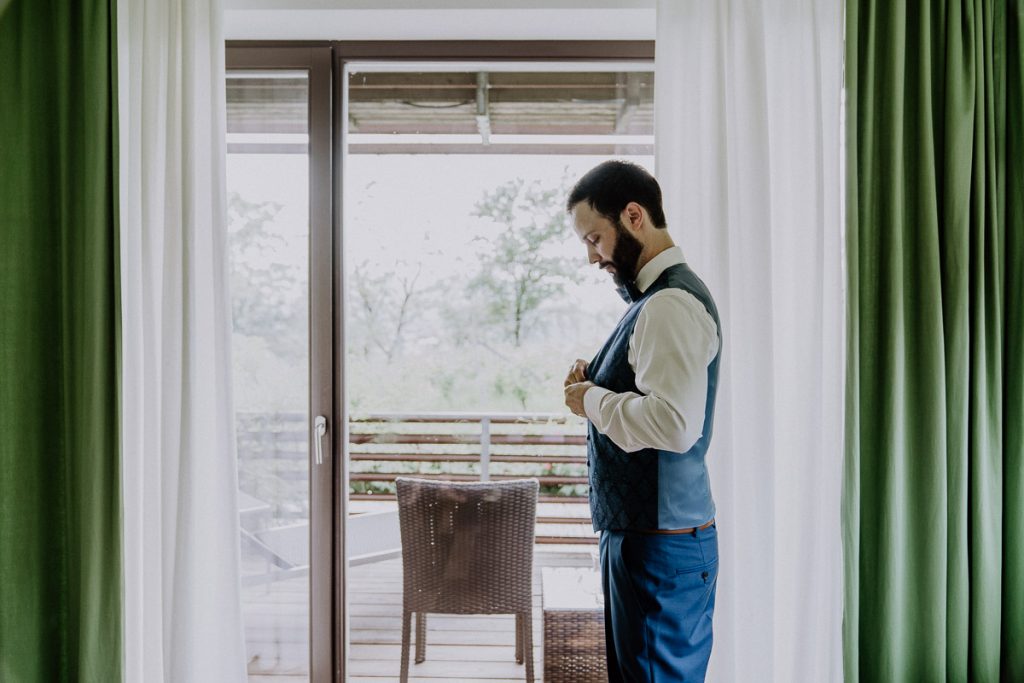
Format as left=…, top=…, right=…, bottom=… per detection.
left=344, top=65, right=653, bottom=680
left=227, top=72, right=311, bottom=681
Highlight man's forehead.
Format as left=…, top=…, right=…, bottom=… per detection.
left=572, top=202, right=601, bottom=226
left=572, top=204, right=610, bottom=235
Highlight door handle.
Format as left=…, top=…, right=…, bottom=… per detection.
left=314, top=415, right=328, bottom=465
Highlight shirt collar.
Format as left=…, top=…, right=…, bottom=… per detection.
left=635, top=245, right=686, bottom=293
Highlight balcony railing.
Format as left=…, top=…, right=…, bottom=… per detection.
left=237, top=411, right=595, bottom=545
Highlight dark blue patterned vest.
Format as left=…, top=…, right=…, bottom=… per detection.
left=587, top=263, right=721, bottom=531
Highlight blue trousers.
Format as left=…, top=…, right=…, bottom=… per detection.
left=599, top=526, right=718, bottom=682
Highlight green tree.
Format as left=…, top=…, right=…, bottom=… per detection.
left=468, top=176, right=581, bottom=347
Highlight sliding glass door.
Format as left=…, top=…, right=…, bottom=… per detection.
left=225, top=41, right=653, bottom=682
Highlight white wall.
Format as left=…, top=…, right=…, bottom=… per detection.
left=224, top=0, right=655, bottom=41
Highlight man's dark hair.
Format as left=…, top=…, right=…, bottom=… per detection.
left=566, top=160, right=667, bottom=229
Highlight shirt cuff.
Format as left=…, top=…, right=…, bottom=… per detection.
left=583, top=385, right=612, bottom=425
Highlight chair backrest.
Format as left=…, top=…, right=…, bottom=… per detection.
left=395, top=477, right=539, bottom=615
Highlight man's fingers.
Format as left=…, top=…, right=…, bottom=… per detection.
left=573, top=359, right=589, bottom=379
left=565, top=359, right=585, bottom=387
left=565, top=359, right=588, bottom=385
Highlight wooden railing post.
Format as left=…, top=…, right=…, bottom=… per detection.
left=479, top=417, right=491, bottom=481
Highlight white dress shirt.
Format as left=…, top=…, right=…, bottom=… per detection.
left=582, top=246, right=720, bottom=453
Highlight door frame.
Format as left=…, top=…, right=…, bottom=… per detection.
left=227, top=39, right=655, bottom=682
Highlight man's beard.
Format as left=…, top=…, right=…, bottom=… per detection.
left=608, top=219, right=643, bottom=288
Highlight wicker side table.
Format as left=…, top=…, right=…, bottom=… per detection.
left=541, top=567, right=607, bottom=683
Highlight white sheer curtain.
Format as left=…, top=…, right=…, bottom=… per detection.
left=655, top=1, right=844, bottom=681
left=117, top=0, right=247, bottom=680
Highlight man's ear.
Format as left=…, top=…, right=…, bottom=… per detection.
left=622, top=202, right=645, bottom=232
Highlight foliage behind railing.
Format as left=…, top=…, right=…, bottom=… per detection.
left=236, top=411, right=590, bottom=522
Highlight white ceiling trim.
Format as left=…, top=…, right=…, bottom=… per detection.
left=224, top=6, right=656, bottom=41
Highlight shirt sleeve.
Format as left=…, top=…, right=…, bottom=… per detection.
left=582, top=289, right=719, bottom=453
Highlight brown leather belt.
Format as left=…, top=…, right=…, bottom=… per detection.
left=637, top=519, right=715, bottom=535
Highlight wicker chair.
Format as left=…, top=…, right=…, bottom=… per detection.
left=395, top=477, right=539, bottom=683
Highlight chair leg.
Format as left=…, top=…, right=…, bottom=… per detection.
left=514, top=613, right=523, bottom=663
left=415, top=612, right=427, bottom=663
left=520, top=611, right=534, bottom=683
left=400, top=609, right=412, bottom=683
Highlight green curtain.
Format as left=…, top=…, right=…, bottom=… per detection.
left=0, top=0, right=121, bottom=680
left=844, top=1, right=1024, bottom=681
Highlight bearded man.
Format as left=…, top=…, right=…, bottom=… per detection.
left=563, top=160, right=722, bottom=682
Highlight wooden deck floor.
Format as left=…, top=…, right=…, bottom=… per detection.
left=245, top=549, right=596, bottom=682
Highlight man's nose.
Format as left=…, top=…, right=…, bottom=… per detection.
left=587, top=245, right=600, bottom=264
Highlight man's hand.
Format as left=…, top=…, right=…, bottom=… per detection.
left=564, top=381, right=596, bottom=418
left=564, top=359, right=589, bottom=387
